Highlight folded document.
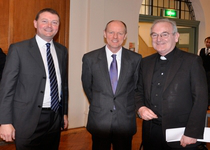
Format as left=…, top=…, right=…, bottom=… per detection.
left=166, top=127, right=210, bottom=142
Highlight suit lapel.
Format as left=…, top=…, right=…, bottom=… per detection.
left=98, top=48, right=114, bottom=94
left=28, top=38, right=45, bottom=74
left=115, top=48, right=129, bottom=95
left=54, top=42, right=63, bottom=75
left=145, top=54, right=159, bottom=98
left=163, top=49, right=183, bottom=92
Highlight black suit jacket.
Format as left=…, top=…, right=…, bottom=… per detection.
left=199, top=48, right=210, bottom=72
left=0, top=48, right=6, bottom=81
left=0, top=37, right=68, bottom=138
left=82, top=46, right=142, bottom=137
left=136, top=47, right=208, bottom=148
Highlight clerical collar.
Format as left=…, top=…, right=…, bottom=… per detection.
left=160, top=56, right=167, bottom=60
left=159, top=47, right=176, bottom=61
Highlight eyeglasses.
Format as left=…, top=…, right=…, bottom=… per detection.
left=150, top=32, right=175, bottom=39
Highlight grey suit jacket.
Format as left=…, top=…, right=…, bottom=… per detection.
left=82, top=46, right=142, bottom=137
left=136, top=47, right=208, bottom=148
left=0, top=37, right=68, bottom=138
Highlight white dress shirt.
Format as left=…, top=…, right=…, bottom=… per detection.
left=105, top=45, right=122, bottom=79
left=197, top=47, right=210, bottom=55
left=35, top=35, right=61, bottom=108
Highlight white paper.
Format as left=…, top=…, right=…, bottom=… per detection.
left=166, top=127, right=210, bottom=142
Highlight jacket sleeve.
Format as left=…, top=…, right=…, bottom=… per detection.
left=81, top=54, right=92, bottom=103
left=0, top=44, right=19, bottom=124
left=135, top=59, right=146, bottom=112
left=184, top=56, right=208, bottom=139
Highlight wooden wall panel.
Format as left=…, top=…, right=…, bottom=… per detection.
left=138, top=35, right=156, bottom=58
left=0, top=0, right=69, bottom=54
left=0, top=1, right=10, bottom=53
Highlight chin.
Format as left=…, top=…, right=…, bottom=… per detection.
left=156, top=49, right=165, bottom=54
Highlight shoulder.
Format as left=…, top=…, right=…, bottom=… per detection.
left=10, top=38, right=34, bottom=47
left=199, top=48, right=206, bottom=55
left=0, top=48, right=6, bottom=57
left=173, top=48, right=203, bottom=68
left=176, top=48, right=199, bottom=59
left=143, top=53, right=157, bottom=61
left=83, top=46, right=105, bottom=58
left=54, top=41, right=67, bottom=51
left=7, top=38, right=36, bottom=55
left=200, top=47, right=205, bottom=51
left=122, top=47, right=142, bottom=58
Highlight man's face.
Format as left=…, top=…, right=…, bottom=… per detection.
left=205, top=39, right=210, bottom=49
left=151, top=22, right=179, bottom=56
left=104, top=21, right=127, bottom=53
left=34, top=12, right=59, bottom=42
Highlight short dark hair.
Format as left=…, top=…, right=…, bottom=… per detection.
left=35, top=8, right=60, bottom=21
left=104, top=20, right=127, bottom=34
left=204, top=37, right=210, bottom=42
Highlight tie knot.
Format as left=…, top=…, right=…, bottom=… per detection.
left=111, top=54, right=116, bottom=59
left=46, top=43, right=51, bottom=48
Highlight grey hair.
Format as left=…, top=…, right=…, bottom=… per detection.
left=150, top=19, right=177, bottom=34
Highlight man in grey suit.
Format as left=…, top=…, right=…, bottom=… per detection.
left=136, top=19, right=208, bottom=150
left=0, top=8, right=68, bottom=150
left=82, top=20, right=142, bottom=150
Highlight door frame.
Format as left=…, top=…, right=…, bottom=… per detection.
left=177, top=28, right=195, bottom=53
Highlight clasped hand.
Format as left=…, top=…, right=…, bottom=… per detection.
left=138, top=106, right=158, bottom=120
left=0, top=124, right=15, bottom=142
left=180, top=135, right=197, bottom=147
left=138, top=107, right=197, bottom=147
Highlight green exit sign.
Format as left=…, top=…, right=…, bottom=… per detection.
left=163, top=9, right=178, bottom=18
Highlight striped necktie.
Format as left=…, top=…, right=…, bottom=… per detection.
left=46, top=43, right=59, bottom=112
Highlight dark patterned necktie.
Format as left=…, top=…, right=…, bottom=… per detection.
left=46, top=43, right=59, bottom=112
left=109, top=54, right=118, bottom=93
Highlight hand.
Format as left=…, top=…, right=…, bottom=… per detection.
left=0, top=124, right=15, bottom=142
left=138, top=106, right=158, bottom=120
left=61, top=115, right=68, bottom=130
left=180, top=135, right=197, bottom=147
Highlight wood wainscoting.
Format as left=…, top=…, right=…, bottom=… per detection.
left=0, top=0, right=70, bottom=54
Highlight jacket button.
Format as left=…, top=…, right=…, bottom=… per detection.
left=110, top=110, right=113, bottom=112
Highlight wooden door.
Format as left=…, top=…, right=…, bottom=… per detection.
left=0, top=0, right=70, bottom=54
left=177, top=28, right=195, bottom=54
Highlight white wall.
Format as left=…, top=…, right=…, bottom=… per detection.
left=68, top=0, right=210, bottom=129
left=191, top=0, right=210, bottom=49
left=68, top=0, right=90, bottom=128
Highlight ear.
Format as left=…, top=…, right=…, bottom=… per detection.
left=33, top=20, right=37, bottom=28
left=124, top=33, right=127, bottom=40
left=175, top=32, right=180, bottom=43
left=103, top=31, right=106, bottom=38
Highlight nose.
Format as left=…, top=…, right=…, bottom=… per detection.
left=47, top=22, right=52, bottom=27
left=156, top=34, right=162, bottom=41
left=113, top=33, right=118, bottom=38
